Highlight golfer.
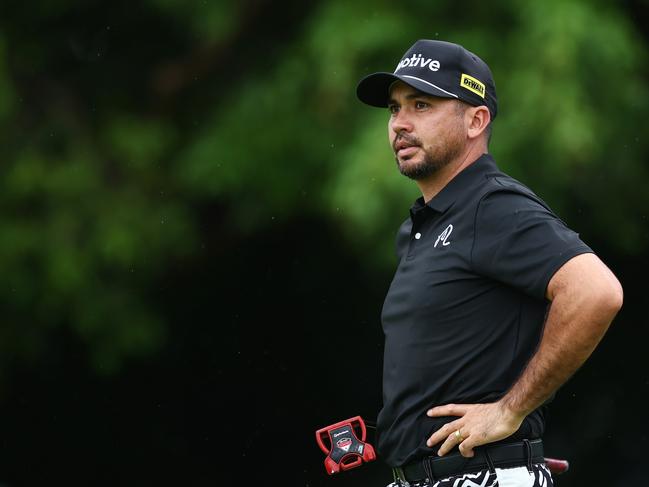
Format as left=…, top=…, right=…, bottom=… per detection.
left=356, top=39, right=623, bottom=487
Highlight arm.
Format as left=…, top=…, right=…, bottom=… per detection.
left=426, top=253, right=623, bottom=457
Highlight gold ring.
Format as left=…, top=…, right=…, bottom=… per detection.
left=455, top=429, right=463, bottom=441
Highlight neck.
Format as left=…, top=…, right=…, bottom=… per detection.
left=417, top=141, right=487, bottom=203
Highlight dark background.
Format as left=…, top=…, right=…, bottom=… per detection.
left=0, top=1, right=648, bottom=485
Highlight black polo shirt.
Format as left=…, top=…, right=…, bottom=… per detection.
left=377, top=153, right=593, bottom=467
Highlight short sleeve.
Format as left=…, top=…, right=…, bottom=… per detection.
left=471, top=189, right=593, bottom=299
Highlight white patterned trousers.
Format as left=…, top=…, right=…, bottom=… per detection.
left=387, top=463, right=553, bottom=487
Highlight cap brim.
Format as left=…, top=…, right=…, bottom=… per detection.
left=356, top=72, right=459, bottom=107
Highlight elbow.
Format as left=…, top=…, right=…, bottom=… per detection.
left=597, top=278, right=624, bottom=319
left=611, top=280, right=624, bottom=313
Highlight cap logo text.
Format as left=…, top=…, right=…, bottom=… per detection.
left=460, top=74, right=485, bottom=98
left=395, top=54, right=440, bottom=73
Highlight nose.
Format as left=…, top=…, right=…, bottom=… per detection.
left=389, top=109, right=413, bottom=135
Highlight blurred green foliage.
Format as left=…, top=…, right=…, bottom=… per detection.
left=0, top=0, right=647, bottom=376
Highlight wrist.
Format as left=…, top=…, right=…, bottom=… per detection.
left=498, top=395, right=528, bottom=428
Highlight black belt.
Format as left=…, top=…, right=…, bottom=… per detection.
left=393, top=439, right=544, bottom=483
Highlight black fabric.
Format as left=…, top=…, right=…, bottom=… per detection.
left=395, top=439, right=544, bottom=482
left=377, top=154, right=592, bottom=467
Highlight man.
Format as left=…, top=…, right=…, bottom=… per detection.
left=356, top=39, right=623, bottom=486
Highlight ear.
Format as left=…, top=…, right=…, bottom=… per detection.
left=466, top=106, right=491, bottom=140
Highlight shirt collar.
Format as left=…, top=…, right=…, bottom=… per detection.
left=410, top=153, right=499, bottom=217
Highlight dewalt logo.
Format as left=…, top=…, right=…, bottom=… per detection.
left=460, top=74, right=485, bottom=98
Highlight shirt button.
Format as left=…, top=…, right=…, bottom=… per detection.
left=414, top=232, right=421, bottom=240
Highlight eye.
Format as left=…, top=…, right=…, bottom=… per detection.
left=415, top=101, right=430, bottom=110
left=388, top=104, right=400, bottom=115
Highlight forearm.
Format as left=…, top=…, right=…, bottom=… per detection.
left=501, top=276, right=622, bottom=419
left=427, top=254, right=623, bottom=456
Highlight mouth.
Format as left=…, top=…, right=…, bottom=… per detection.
left=394, top=138, right=421, bottom=158
left=396, top=145, right=420, bottom=158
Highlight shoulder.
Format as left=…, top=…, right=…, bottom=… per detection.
left=475, top=173, right=556, bottom=220
left=470, top=171, right=580, bottom=245
left=469, top=172, right=592, bottom=298
left=482, top=173, right=550, bottom=205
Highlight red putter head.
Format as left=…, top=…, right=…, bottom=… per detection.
left=315, top=416, right=376, bottom=475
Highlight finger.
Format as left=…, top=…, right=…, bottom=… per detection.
left=437, top=428, right=467, bottom=457
left=426, top=420, right=462, bottom=447
left=459, top=427, right=493, bottom=453
left=427, top=404, right=469, bottom=417
left=458, top=436, right=476, bottom=458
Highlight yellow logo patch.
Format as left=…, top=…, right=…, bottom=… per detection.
left=460, top=74, right=485, bottom=98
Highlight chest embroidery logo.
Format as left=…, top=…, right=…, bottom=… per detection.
left=434, top=224, right=453, bottom=248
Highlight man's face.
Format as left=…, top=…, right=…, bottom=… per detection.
left=387, top=81, right=467, bottom=180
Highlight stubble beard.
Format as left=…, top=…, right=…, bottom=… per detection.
left=394, top=126, right=465, bottom=181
